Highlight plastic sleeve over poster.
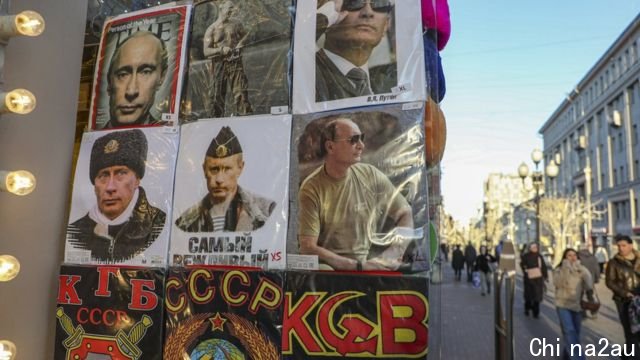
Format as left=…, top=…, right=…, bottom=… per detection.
left=54, top=265, right=166, bottom=360
left=88, top=4, right=192, bottom=130
left=170, top=115, right=291, bottom=269
left=64, top=127, right=179, bottom=266
left=291, top=0, right=426, bottom=114
left=283, top=271, right=429, bottom=359
left=164, top=267, right=283, bottom=359
left=288, top=102, right=429, bottom=273
left=181, top=0, right=293, bottom=121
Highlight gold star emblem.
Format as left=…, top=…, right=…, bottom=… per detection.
left=209, top=312, right=226, bottom=331
left=216, top=144, right=228, bottom=157
left=104, top=139, right=119, bottom=154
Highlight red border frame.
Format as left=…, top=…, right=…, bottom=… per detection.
left=89, top=6, right=188, bottom=130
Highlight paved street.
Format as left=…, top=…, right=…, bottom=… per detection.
left=429, top=259, right=628, bottom=360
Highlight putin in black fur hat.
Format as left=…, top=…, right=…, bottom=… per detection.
left=67, top=129, right=166, bottom=262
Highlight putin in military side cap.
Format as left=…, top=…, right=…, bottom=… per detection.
left=175, top=126, right=275, bottom=232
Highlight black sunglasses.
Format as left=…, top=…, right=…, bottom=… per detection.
left=342, top=0, right=393, bottom=13
left=333, top=133, right=365, bottom=145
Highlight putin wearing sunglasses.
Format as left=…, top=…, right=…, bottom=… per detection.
left=315, top=0, right=397, bottom=102
left=297, top=117, right=414, bottom=271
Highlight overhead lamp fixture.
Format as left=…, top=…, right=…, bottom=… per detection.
left=531, top=148, right=543, bottom=165
left=0, top=10, right=45, bottom=39
left=545, top=160, right=559, bottom=178
left=0, top=340, right=16, bottom=360
left=0, top=170, right=36, bottom=196
left=0, top=255, right=19, bottom=282
left=0, top=89, right=36, bottom=114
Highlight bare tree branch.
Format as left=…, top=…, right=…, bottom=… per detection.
left=536, top=193, right=605, bottom=265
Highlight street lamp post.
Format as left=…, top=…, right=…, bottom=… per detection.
left=483, top=197, right=489, bottom=246
left=518, top=149, right=559, bottom=245
left=583, top=165, right=593, bottom=249
left=483, top=197, right=497, bottom=247
left=526, top=218, right=531, bottom=243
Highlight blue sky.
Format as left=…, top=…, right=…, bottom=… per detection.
left=440, top=1, right=640, bottom=225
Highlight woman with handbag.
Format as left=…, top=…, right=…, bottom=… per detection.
left=553, top=248, right=594, bottom=360
left=520, top=242, right=548, bottom=318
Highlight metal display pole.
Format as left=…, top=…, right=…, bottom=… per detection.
left=494, top=241, right=516, bottom=360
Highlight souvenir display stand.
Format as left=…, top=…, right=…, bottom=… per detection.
left=54, top=0, right=451, bottom=357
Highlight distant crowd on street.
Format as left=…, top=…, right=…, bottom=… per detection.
left=440, top=232, right=640, bottom=360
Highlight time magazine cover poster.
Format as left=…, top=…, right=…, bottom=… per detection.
left=88, top=4, right=192, bottom=129
left=283, top=271, right=429, bottom=359
left=181, top=0, right=293, bottom=120
left=291, top=0, right=425, bottom=114
left=170, top=115, right=291, bottom=269
left=65, top=127, right=178, bottom=266
left=163, top=267, right=283, bottom=359
left=288, top=103, right=429, bottom=273
left=54, top=265, right=165, bottom=360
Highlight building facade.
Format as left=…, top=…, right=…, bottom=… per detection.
left=539, top=14, right=640, bottom=244
left=483, top=173, right=536, bottom=246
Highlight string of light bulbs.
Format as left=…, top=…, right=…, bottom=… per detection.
left=0, top=4, right=45, bottom=360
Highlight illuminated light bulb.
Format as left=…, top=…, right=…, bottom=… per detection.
left=0, top=170, right=36, bottom=196
left=14, top=11, right=45, bottom=36
left=0, top=89, right=36, bottom=114
left=0, top=10, right=44, bottom=38
left=0, top=340, right=16, bottom=360
left=0, top=255, right=19, bottom=282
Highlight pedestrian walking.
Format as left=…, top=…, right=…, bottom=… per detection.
left=605, top=234, right=640, bottom=359
left=521, top=242, right=548, bottom=318
left=464, top=242, right=477, bottom=282
left=440, top=242, right=449, bottom=262
left=474, top=245, right=497, bottom=296
left=495, top=240, right=504, bottom=262
left=519, top=243, right=528, bottom=257
left=553, top=248, right=594, bottom=360
left=451, top=245, right=464, bottom=281
left=595, top=245, right=609, bottom=275
left=578, top=243, right=600, bottom=284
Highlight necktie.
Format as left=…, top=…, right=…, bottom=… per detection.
left=346, top=67, right=373, bottom=96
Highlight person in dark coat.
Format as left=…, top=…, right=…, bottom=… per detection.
left=578, top=243, right=600, bottom=284
left=474, top=245, right=497, bottom=296
left=451, top=245, right=464, bottom=281
left=495, top=240, right=504, bottom=262
left=605, top=234, right=640, bottom=358
left=520, top=242, right=548, bottom=318
left=440, top=242, right=449, bottom=262
left=464, top=242, right=477, bottom=282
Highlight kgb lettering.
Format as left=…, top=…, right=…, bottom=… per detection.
left=57, top=266, right=158, bottom=327
left=282, top=290, right=428, bottom=357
